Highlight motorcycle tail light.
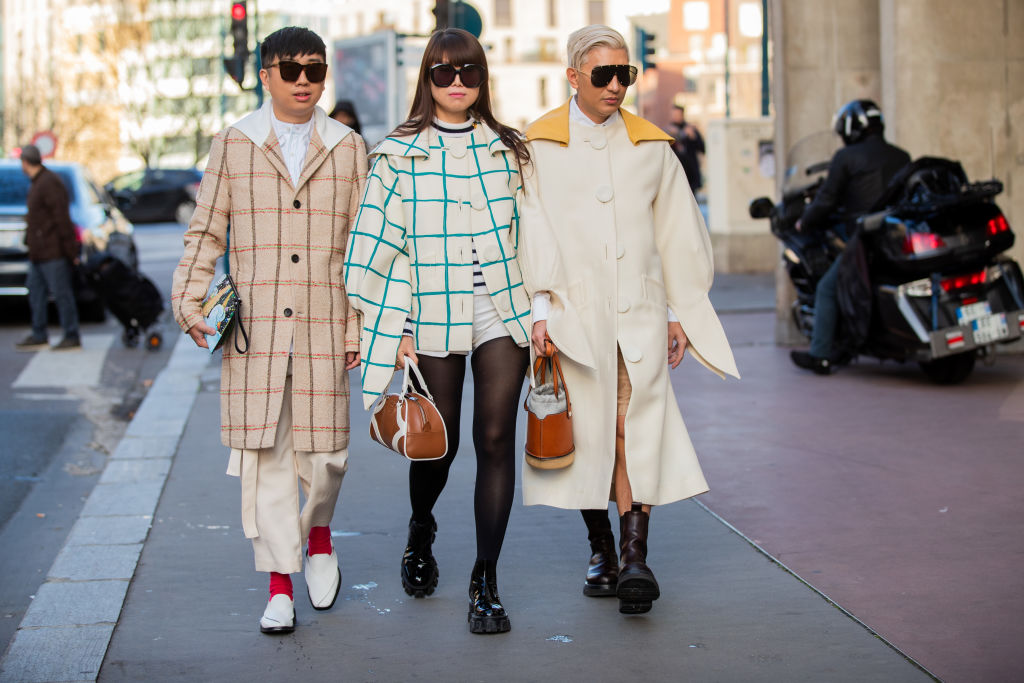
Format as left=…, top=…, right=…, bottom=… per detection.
left=940, top=268, right=987, bottom=292
left=987, top=214, right=1009, bottom=235
left=902, top=231, right=946, bottom=255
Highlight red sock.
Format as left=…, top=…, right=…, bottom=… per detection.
left=269, top=572, right=293, bottom=600
left=307, top=526, right=333, bottom=556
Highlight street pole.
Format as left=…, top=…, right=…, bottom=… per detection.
left=760, top=0, right=769, bottom=117
left=724, top=0, right=731, bottom=118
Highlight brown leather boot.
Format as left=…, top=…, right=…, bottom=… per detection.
left=581, top=509, right=618, bottom=597
left=617, top=504, right=660, bottom=614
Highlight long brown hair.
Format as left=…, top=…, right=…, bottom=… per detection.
left=391, top=28, right=530, bottom=169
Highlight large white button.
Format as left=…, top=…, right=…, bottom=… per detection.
left=589, top=131, right=607, bottom=150
left=498, top=298, right=511, bottom=312
left=618, top=298, right=631, bottom=313
left=471, top=194, right=486, bottom=211
left=595, top=185, right=614, bottom=203
left=616, top=244, right=625, bottom=259
left=484, top=246, right=500, bottom=262
left=448, top=140, right=467, bottom=158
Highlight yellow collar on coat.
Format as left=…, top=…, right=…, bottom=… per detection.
left=525, top=99, right=673, bottom=146
left=370, top=120, right=512, bottom=159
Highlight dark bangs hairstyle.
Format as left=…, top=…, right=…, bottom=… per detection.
left=392, top=28, right=529, bottom=169
left=260, top=26, right=327, bottom=65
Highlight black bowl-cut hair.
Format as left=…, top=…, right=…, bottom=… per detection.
left=260, top=26, right=327, bottom=65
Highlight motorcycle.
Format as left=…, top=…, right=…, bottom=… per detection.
left=749, top=132, right=1024, bottom=383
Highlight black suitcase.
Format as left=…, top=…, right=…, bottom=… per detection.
left=89, top=255, right=165, bottom=349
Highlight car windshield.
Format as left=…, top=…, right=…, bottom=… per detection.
left=0, top=167, right=77, bottom=205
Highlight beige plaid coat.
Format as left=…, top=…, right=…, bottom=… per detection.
left=172, top=103, right=367, bottom=451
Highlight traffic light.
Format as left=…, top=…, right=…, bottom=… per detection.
left=224, top=1, right=248, bottom=86
left=637, top=28, right=657, bottom=71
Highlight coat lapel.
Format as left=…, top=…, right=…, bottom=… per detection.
left=260, top=132, right=294, bottom=188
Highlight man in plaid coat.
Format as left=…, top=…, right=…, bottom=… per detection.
left=171, top=27, right=367, bottom=635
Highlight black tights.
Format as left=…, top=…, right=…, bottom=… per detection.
left=408, top=336, right=529, bottom=562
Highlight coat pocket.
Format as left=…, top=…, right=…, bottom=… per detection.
left=641, top=273, right=666, bottom=304
left=568, top=280, right=587, bottom=308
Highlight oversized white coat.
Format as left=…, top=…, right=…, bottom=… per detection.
left=517, top=100, right=739, bottom=509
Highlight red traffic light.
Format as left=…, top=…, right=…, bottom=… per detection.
left=231, top=3, right=246, bottom=21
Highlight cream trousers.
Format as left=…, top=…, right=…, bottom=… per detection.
left=227, top=370, right=348, bottom=574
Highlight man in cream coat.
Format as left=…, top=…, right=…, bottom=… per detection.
left=172, top=27, right=366, bottom=634
left=517, top=25, right=739, bottom=616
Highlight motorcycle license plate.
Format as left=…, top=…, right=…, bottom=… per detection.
left=956, top=301, right=992, bottom=324
left=971, top=313, right=1008, bottom=344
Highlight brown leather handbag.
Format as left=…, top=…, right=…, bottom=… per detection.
left=369, top=360, right=448, bottom=461
left=524, top=343, right=575, bottom=469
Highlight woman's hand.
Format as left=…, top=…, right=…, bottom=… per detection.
left=345, top=351, right=360, bottom=370
left=667, top=322, right=689, bottom=369
left=396, top=335, right=418, bottom=368
left=532, top=321, right=555, bottom=356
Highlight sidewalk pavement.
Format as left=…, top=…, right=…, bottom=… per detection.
left=0, top=275, right=939, bottom=682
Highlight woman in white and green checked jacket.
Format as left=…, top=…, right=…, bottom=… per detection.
left=344, top=29, right=531, bottom=635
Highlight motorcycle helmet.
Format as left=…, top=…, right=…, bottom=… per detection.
left=833, top=99, right=885, bottom=145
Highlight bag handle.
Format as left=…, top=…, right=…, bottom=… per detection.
left=402, top=358, right=434, bottom=401
left=530, top=347, right=571, bottom=411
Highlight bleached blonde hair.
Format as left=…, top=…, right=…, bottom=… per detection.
left=566, top=24, right=629, bottom=71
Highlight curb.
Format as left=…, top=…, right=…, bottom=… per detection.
left=0, top=339, right=210, bottom=683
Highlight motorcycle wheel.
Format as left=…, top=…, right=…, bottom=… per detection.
left=919, top=352, right=976, bottom=384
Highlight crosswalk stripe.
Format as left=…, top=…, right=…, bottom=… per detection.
left=11, top=333, right=115, bottom=389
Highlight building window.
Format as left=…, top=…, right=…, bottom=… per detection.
left=539, top=76, right=548, bottom=108
left=739, top=3, right=763, bottom=37
left=494, top=0, right=512, bottom=27
left=505, top=36, right=515, bottom=62
left=587, top=0, right=605, bottom=25
left=547, top=0, right=557, bottom=27
left=683, top=1, right=710, bottom=31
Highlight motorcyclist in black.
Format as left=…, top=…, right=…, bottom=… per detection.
left=791, top=100, right=911, bottom=374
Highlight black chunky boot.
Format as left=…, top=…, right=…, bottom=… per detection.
left=401, top=514, right=439, bottom=598
left=581, top=509, right=618, bottom=597
left=617, top=504, right=660, bottom=614
left=467, top=559, right=510, bottom=634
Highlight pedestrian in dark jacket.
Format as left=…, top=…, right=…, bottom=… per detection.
left=16, top=144, right=81, bottom=351
left=669, top=99, right=705, bottom=192
left=791, top=100, right=910, bottom=374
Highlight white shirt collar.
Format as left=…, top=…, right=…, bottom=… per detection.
left=270, top=112, right=314, bottom=186
left=569, top=95, right=620, bottom=129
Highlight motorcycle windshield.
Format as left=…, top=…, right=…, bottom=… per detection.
left=783, top=131, right=841, bottom=196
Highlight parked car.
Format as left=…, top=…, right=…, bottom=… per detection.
left=0, top=159, right=137, bottom=320
left=105, top=167, right=202, bottom=224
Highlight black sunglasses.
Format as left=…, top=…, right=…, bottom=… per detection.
left=267, top=60, right=328, bottom=83
left=429, top=63, right=486, bottom=89
left=578, top=64, right=638, bottom=88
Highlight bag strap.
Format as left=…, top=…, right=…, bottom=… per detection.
left=223, top=275, right=249, bottom=355
left=233, top=304, right=250, bottom=354
left=403, top=359, right=434, bottom=401
left=549, top=350, right=570, bottom=409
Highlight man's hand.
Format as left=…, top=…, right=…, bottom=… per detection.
left=396, top=335, right=418, bottom=368
left=684, top=124, right=698, bottom=140
left=187, top=321, right=217, bottom=349
left=532, top=320, right=555, bottom=357
left=345, top=351, right=360, bottom=370
left=667, top=321, right=689, bottom=369
left=795, top=218, right=803, bottom=233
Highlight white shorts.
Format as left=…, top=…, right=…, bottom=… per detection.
left=418, top=293, right=511, bottom=358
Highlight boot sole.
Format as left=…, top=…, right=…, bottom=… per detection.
left=583, top=583, right=618, bottom=597
left=401, top=569, right=439, bottom=598
left=617, top=575, right=660, bottom=614
left=468, top=613, right=511, bottom=634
